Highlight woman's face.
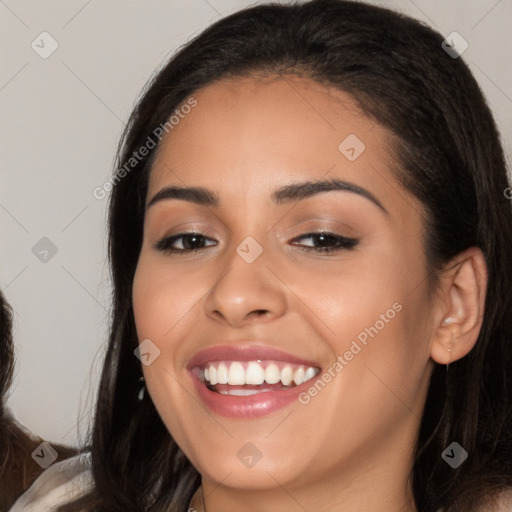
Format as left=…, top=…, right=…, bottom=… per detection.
left=132, top=75, right=436, bottom=500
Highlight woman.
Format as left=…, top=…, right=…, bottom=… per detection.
left=13, top=0, right=512, bottom=510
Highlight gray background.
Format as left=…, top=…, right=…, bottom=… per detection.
left=1, top=0, right=511, bottom=446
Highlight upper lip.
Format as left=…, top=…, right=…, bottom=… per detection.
left=187, top=343, right=321, bottom=370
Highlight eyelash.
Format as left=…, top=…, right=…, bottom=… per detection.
left=154, top=231, right=359, bottom=254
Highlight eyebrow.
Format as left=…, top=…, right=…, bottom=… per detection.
left=146, top=178, right=388, bottom=215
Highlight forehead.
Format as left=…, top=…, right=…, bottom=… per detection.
left=152, top=74, right=378, bottom=171
left=148, top=74, right=422, bottom=222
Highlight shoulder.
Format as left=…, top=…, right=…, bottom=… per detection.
left=9, top=452, right=92, bottom=512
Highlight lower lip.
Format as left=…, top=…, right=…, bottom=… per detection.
left=190, top=372, right=313, bottom=419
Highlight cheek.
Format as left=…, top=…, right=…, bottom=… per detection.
left=132, top=256, right=196, bottom=341
left=295, top=247, right=431, bottom=388
left=287, top=254, right=404, bottom=343
left=133, top=270, right=164, bottom=345
left=132, top=259, right=195, bottom=439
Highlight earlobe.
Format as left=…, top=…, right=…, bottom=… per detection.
left=429, top=247, right=488, bottom=366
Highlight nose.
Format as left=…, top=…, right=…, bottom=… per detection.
left=204, top=242, right=288, bottom=328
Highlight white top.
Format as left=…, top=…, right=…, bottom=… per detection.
left=10, top=453, right=512, bottom=511
left=10, top=453, right=92, bottom=512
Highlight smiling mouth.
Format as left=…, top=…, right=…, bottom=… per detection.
left=193, top=360, right=321, bottom=396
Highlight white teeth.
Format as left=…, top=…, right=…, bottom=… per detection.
left=228, top=362, right=245, bottom=385
left=265, top=363, right=281, bottom=384
left=245, top=362, right=265, bottom=385
left=280, top=366, right=293, bottom=386
left=202, top=361, right=319, bottom=388
left=219, top=389, right=267, bottom=396
left=293, top=367, right=305, bottom=386
left=209, top=365, right=217, bottom=385
left=304, top=367, right=317, bottom=381
left=217, top=363, right=229, bottom=384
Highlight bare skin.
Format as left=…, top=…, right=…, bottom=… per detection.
left=132, top=74, right=487, bottom=512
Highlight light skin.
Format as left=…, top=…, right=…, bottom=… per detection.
left=132, top=74, right=487, bottom=512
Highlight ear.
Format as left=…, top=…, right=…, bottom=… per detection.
left=429, top=247, right=488, bottom=365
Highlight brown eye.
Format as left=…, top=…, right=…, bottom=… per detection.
left=155, top=232, right=217, bottom=254
left=290, top=232, right=359, bottom=253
